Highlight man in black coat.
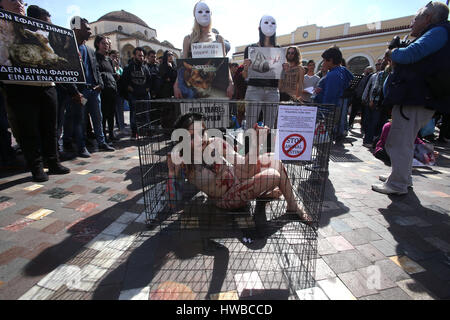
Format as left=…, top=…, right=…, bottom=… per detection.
left=121, top=47, right=152, bottom=139
left=63, top=16, right=114, bottom=158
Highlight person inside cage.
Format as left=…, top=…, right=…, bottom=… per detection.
left=166, top=113, right=312, bottom=225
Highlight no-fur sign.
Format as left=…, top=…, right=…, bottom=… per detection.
left=276, top=105, right=317, bottom=161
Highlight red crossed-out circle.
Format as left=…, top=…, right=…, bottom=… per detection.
left=282, top=134, right=307, bottom=158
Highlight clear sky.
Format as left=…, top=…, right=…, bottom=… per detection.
left=29, top=0, right=448, bottom=55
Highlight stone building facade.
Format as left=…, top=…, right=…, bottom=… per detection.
left=86, top=10, right=181, bottom=66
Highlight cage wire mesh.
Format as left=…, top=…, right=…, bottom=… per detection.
left=135, top=99, right=337, bottom=299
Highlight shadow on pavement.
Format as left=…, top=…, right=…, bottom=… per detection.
left=378, top=191, right=450, bottom=299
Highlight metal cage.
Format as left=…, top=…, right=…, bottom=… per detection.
left=135, top=99, right=337, bottom=299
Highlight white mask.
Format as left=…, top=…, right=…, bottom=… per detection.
left=260, top=15, right=276, bottom=37
left=194, top=2, right=211, bottom=27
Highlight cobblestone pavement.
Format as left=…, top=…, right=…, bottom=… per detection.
left=0, top=122, right=449, bottom=300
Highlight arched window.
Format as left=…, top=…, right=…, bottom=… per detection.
left=348, top=56, right=370, bottom=75
left=118, top=25, right=123, bottom=32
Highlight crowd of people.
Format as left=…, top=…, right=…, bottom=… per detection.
left=0, top=1, right=179, bottom=181
left=0, top=0, right=449, bottom=200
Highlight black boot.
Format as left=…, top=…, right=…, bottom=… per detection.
left=32, top=166, right=49, bottom=182
left=48, top=162, right=71, bottom=175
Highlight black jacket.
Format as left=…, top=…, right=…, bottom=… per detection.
left=96, top=52, right=117, bottom=92
left=147, top=63, right=161, bottom=99
left=66, top=44, right=104, bottom=96
left=121, top=59, right=152, bottom=99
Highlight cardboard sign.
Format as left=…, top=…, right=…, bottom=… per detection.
left=275, top=105, right=317, bottom=161
left=0, top=9, right=85, bottom=83
left=191, top=42, right=224, bottom=58
left=177, top=58, right=229, bottom=99
left=180, top=101, right=230, bottom=129
left=248, top=47, right=285, bottom=80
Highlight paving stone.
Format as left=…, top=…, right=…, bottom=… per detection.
left=389, top=256, right=425, bottom=275
left=0, top=247, right=26, bottom=265
left=313, top=258, right=336, bottom=281
left=340, top=230, right=369, bottom=246
left=370, top=239, right=398, bottom=257
left=19, top=286, right=56, bottom=300
left=0, top=258, right=29, bottom=282
left=91, top=187, right=110, bottom=195
left=341, top=217, right=366, bottom=230
left=318, top=239, right=338, bottom=256
left=329, top=219, right=352, bottom=233
left=318, top=225, right=339, bottom=238
left=296, top=287, right=329, bottom=300
left=355, top=244, right=386, bottom=262
left=101, top=222, right=128, bottom=237
left=374, top=259, right=410, bottom=283
left=317, top=277, right=356, bottom=300
left=119, top=286, right=150, bottom=300
left=338, top=271, right=378, bottom=298
left=326, top=236, right=354, bottom=251
left=357, top=266, right=397, bottom=291
left=108, top=194, right=129, bottom=203
left=115, top=212, right=139, bottom=225
left=396, top=279, right=435, bottom=300
left=354, top=228, right=382, bottom=242
left=322, top=250, right=371, bottom=274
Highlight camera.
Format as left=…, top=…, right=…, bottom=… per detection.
left=388, top=36, right=410, bottom=50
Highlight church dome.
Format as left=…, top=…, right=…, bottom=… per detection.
left=97, top=10, right=150, bottom=28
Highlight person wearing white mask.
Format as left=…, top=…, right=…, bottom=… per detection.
left=174, top=1, right=234, bottom=99
left=242, top=15, right=282, bottom=129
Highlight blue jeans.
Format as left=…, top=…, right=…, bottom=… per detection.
left=337, top=98, right=349, bottom=137
left=115, top=95, right=125, bottom=130
left=128, top=94, right=150, bottom=134
left=363, top=105, right=380, bottom=144
left=64, top=89, right=105, bottom=151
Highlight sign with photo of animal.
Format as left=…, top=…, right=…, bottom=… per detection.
left=248, top=47, right=286, bottom=80
left=0, top=9, right=85, bottom=83
left=176, top=58, right=229, bottom=99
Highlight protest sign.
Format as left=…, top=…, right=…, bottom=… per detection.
left=248, top=47, right=285, bottom=80
left=0, top=9, right=85, bottom=84
left=275, top=105, right=318, bottom=161
left=180, top=101, right=230, bottom=129
left=177, top=58, right=229, bottom=99
left=191, top=42, right=224, bottom=58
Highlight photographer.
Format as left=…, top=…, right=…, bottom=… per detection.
left=372, top=1, right=450, bottom=196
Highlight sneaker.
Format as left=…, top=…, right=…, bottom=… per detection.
left=98, top=143, right=115, bottom=152
left=48, top=163, right=71, bottom=175
left=379, top=175, right=413, bottom=188
left=372, top=183, right=408, bottom=195
left=78, top=148, right=91, bottom=158
left=32, top=167, right=49, bottom=182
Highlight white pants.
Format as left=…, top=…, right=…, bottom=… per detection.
left=385, top=105, right=435, bottom=193
left=244, top=86, right=280, bottom=128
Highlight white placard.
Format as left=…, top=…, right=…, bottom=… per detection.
left=275, top=105, right=318, bottom=161
left=180, top=102, right=229, bottom=129
left=304, top=87, right=315, bottom=95
left=191, top=42, right=224, bottom=58
left=248, top=47, right=286, bottom=80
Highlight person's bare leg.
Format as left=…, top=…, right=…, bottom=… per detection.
left=259, top=154, right=312, bottom=224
